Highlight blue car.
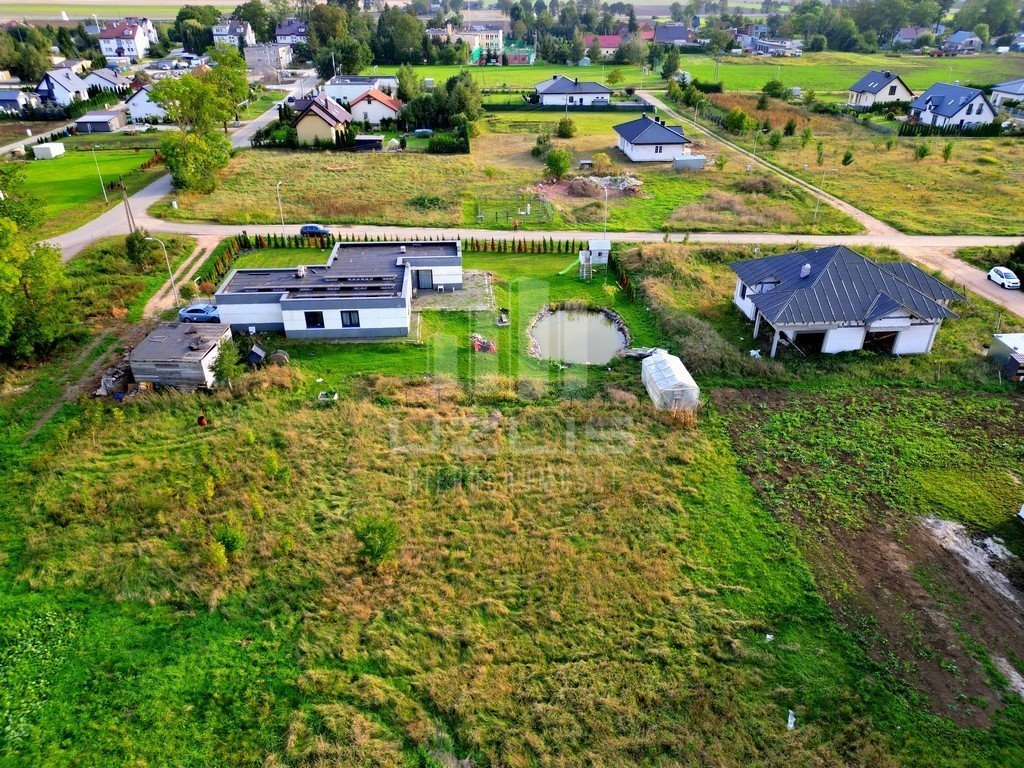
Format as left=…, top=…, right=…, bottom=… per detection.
left=300, top=224, right=331, bottom=237
left=178, top=303, right=220, bottom=323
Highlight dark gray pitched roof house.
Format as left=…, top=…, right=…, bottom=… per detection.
left=849, top=69, right=910, bottom=94
left=654, top=23, right=697, bottom=44
left=275, top=18, right=308, bottom=38
left=910, top=82, right=991, bottom=118
left=613, top=113, right=690, bottom=145
left=292, top=93, right=351, bottom=127
left=535, top=75, right=612, bottom=95
left=730, top=246, right=960, bottom=327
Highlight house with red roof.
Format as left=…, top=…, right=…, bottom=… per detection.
left=347, top=88, right=403, bottom=126
left=98, top=22, right=150, bottom=62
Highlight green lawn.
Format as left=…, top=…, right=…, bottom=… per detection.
left=239, top=92, right=282, bottom=121
left=61, top=130, right=169, bottom=151
left=18, top=149, right=162, bottom=239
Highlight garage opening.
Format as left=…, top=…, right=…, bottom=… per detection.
left=793, top=331, right=826, bottom=354
left=864, top=330, right=898, bottom=354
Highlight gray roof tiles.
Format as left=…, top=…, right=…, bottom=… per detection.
left=535, top=75, right=611, bottom=95
left=848, top=69, right=907, bottom=94
left=910, top=82, right=990, bottom=117
left=613, top=113, right=690, bottom=145
left=730, top=246, right=961, bottom=326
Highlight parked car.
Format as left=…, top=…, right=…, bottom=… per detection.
left=299, top=224, right=331, bottom=237
left=988, top=266, right=1021, bottom=289
left=178, top=303, right=220, bottom=323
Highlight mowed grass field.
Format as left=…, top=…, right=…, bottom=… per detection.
left=155, top=111, right=860, bottom=235
left=698, top=93, right=1024, bottom=236
left=16, top=148, right=162, bottom=238
left=2, top=242, right=1024, bottom=766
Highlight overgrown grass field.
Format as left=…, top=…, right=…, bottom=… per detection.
left=155, top=112, right=860, bottom=235
left=698, top=92, right=1024, bottom=236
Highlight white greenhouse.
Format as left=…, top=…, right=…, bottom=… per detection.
left=641, top=350, right=700, bottom=411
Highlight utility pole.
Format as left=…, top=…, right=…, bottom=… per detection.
left=120, top=178, right=136, bottom=233
left=146, top=236, right=179, bottom=307
left=813, top=168, right=838, bottom=224
left=276, top=180, right=285, bottom=234
left=92, top=146, right=107, bottom=203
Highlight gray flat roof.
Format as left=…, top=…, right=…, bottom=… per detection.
left=219, top=241, right=459, bottom=299
left=130, top=322, right=229, bottom=363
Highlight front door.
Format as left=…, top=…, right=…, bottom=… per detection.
left=416, top=269, right=433, bottom=290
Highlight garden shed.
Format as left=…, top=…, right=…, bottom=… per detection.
left=641, top=349, right=700, bottom=410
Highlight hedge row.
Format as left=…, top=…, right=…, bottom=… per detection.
left=898, top=121, right=1002, bottom=138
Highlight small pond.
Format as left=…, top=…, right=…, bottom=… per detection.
left=530, top=310, right=628, bottom=365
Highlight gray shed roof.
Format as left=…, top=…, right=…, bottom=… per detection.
left=730, top=246, right=961, bottom=326
left=130, top=322, right=230, bottom=363
left=614, top=113, right=690, bottom=145
left=993, top=77, right=1024, bottom=96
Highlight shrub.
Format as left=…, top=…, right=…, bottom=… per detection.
left=767, top=131, right=782, bottom=150
left=213, top=338, right=244, bottom=387
left=816, top=140, right=825, bottom=165
left=180, top=282, right=198, bottom=301
left=800, top=126, right=813, bottom=148
left=723, top=107, right=753, bottom=134
left=545, top=148, right=572, bottom=180
left=426, top=131, right=468, bottom=154
left=692, top=79, right=723, bottom=94
left=352, top=513, right=400, bottom=566
left=734, top=175, right=782, bottom=195
left=756, top=92, right=770, bottom=110
left=592, top=151, right=613, bottom=174
left=713, top=154, right=727, bottom=171
left=942, top=141, right=954, bottom=163
left=124, top=228, right=155, bottom=268
left=761, top=79, right=787, bottom=99
left=214, top=520, right=247, bottom=557
left=205, top=541, right=228, bottom=573
left=914, top=142, right=931, bottom=161
left=530, top=132, right=551, bottom=158
left=555, top=116, right=577, bottom=139
left=783, top=118, right=797, bottom=136
left=842, top=148, right=854, bottom=166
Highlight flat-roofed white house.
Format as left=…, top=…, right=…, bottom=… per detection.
left=990, top=77, right=1024, bottom=107
left=847, top=70, right=914, bottom=110
left=535, top=75, right=612, bottom=106
left=613, top=113, right=691, bottom=161
left=730, top=246, right=962, bottom=357
left=909, top=82, right=995, bottom=130
left=126, top=85, right=167, bottom=123
left=215, top=241, right=463, bottom=339
left=245, top=43, right=293, bottom=74
left=323, top=75, right=399, bottom=103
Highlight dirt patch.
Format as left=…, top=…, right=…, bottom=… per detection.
left=533, top=176, right=643, bottom=203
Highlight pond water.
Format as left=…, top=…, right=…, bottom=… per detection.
left=531, top=310, right=627, bottom=365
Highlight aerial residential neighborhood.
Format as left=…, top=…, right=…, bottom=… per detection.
left=1, top=1, right=1024, bottom=767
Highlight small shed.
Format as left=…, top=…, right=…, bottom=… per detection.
left=75, top=110, right=125, bottom=133
left=990, top=333, right=1024, bottom=382
left=641, top=349, right=700, bottom=410
left=130, top=322, right=232, bottom=390
left=33, top=142, right=65, bottom=159
left=674, top=153, right=707, bottom=171
left=353, top=134, right=383, bottom=152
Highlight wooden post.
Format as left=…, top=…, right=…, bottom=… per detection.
left=770, top=328, right=781, bottom=358
left=753, top=310, right=761, bottom=339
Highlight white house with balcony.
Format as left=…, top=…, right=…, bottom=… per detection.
left=99, top=22, right=150, bottom=62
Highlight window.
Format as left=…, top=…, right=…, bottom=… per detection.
left=304, top=311, right=324, bottom=329
left=739, top=283, right=747, bottom=300
left=966, top=103, right=973, bottom=115
left=341, top=311, right=360, bottom=328
left=888, top=85, right=897, bottom=95
left=654, top=145, right=663, bottom=154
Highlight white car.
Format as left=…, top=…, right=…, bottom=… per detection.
left=988, top=266, right=1021, bottom=289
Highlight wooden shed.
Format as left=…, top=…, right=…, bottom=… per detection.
left=129, top=322, right=231, bottom=390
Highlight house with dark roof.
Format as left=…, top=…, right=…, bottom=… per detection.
left=653, top=23, right=699, bottom=47
left=292, top=94, right=352, bottom=145
left=0, top=89, right=40, bottom=112
left=730, top=246, right=962, bottom=357
left=910, top=82, right=995, bottom=129
left=213, top=19, right=256, bottom=47
left=275, top=18, right=308, bottom=45
left=847, top=70, right=914, bottom=110
left=35, top=69, right=89, bottom=106
left=943, top=30, right=982, bottom=52
left=215, top=240, right=463, bottom=339
left=990, top=77, right=1024, bottom=107
left=535, top=75, right=612, bottom=106
left=613, top=113, right=691, bottom=162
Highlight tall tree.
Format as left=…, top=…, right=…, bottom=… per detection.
left=233, top=0, right=272, bottom=41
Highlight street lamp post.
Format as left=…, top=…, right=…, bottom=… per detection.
left=813, top=168, right=838, bottom=224
left=276, top=180, right=285, bottom=234
left=751, top=128, right=769, bottom=159
left=146, top=236, right=179, bottom=307
left=92, top=146, right=108, bottom=203
left=693, top=97, right=707, bottom=123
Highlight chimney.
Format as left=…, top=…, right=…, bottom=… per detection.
left=574, top=77, right=578, bottom=84
left=400, top=245, right=407, bottom=253
left=800, top=263, right=812, bottom=278
left=883, top=70, right=891, bottom=77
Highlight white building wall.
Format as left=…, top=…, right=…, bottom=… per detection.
left=411, top=264, right=462, bottom=286
left=733, top=279, right=758, bottom=321
left=217, top=301, right=284, bottom=329
left=128, top=90, right=167, bottom=122
left=351, top=99, right=399, bottom=125
left=893, top=323, right=938, bottom=354
left=621, top=140, right=683, bottom=162
left=539, top=92, right=609, bottom=106
left=822, top=327, right=866, bottom=353
left=281, top=305, right=409, bottom=334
